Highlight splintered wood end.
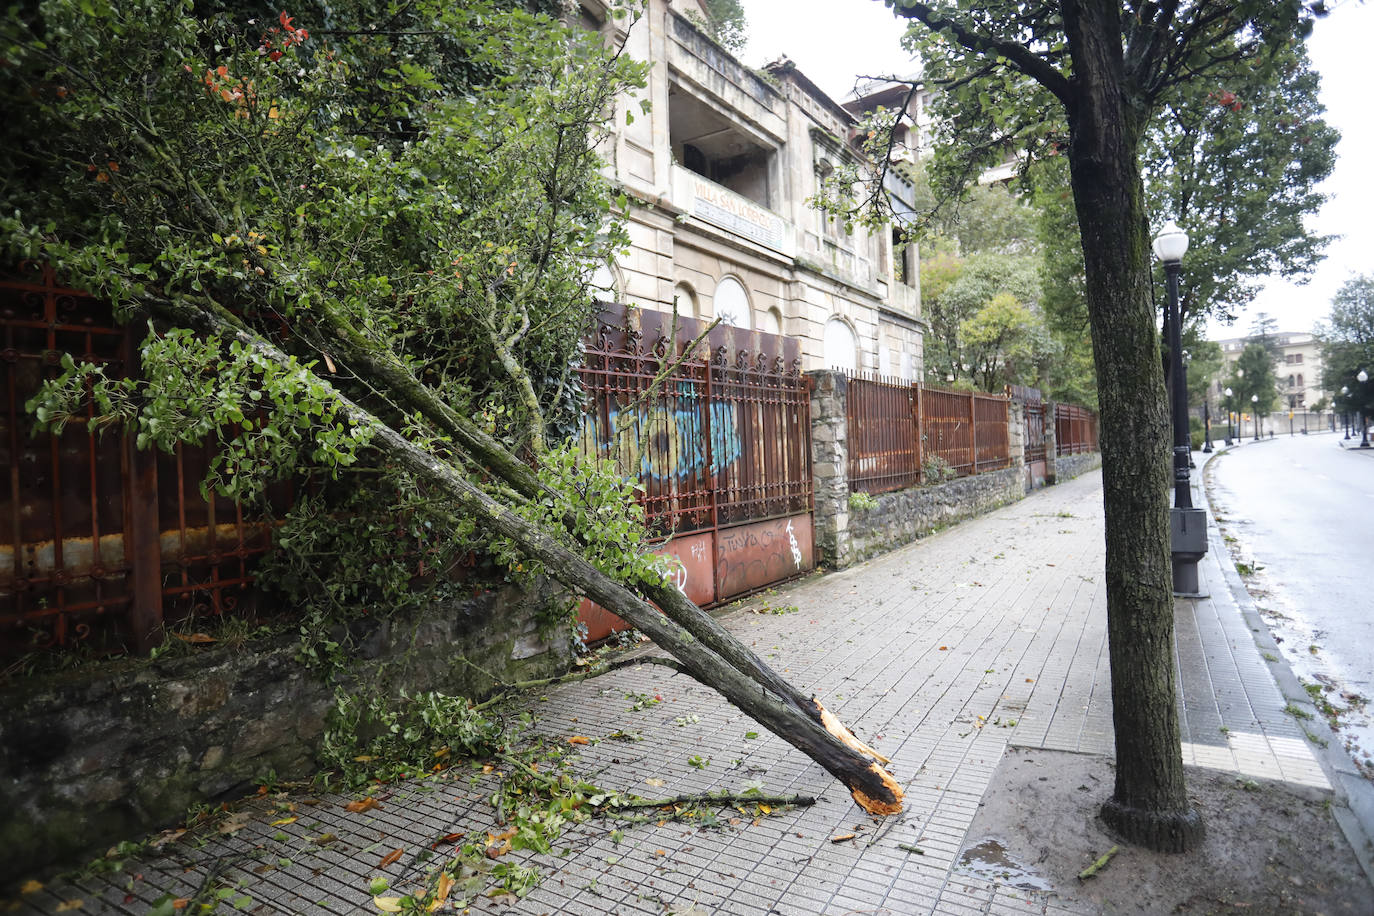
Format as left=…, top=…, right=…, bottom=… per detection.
left=851, top=764, right=905, bottom=815
left=815, top=700, right=892, bottom=765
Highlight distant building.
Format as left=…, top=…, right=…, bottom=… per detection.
left=1214, top=331, right=1328, bottom=412
left=580, top=0, right=924, bottom=376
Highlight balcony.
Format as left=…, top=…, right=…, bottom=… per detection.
left=671, top=164, right=795, bottom=257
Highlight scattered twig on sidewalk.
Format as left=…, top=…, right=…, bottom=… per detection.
left=467, top=656, right=687, bottom=711
left=896, top=843, right=925, bottom=855
left=611, top=792, right=815, bottom=812
left=1077, top=845, right=1119, bottom=880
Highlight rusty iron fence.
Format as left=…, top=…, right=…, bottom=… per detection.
left=575, top=305, right=814, bottom=638
left=3, top=280, right=819, bottom=659
left=577, top=306, right=812, bottom=538
left=846, top=373, right=1011, bottom=491
left=1, top=263, right=278, bottom=659
left=845, top=373, right=920, bottom=494
left=1055, top=402, right=1099, bottom=455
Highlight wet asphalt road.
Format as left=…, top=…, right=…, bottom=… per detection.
left=1205, top=430, right=1374, bottom=763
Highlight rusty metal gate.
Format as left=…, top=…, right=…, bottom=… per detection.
left=576, top=305, right=814, bottom=640
left=1, top=263, right=276, bottom=658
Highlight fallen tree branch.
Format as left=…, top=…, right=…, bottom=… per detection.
left=467, top=656, right=687, bottom=712
left=607, top=792, right=814, bottom=812
left=1077, top=845, right=1119, bottom=880
left=133, top=295, right=905, bottom=815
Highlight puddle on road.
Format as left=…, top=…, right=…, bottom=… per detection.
left=955, top=838, right=1053, bottom=891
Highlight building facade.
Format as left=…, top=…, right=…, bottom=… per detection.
left=1215, top=331, right=1328, bottom=412
left=582, top=0, right=924, bottom=376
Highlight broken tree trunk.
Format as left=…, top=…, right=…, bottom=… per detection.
left=152, top=297, right=904, bottom=815
left=313, top=303, right=891, bottom=768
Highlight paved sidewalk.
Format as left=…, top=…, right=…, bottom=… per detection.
left=13, top=468, right=1356, bottom=915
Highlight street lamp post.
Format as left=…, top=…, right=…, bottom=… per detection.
left=1153, top=220, right=1205, bottom=596
left=1252, top=394, right=1259, bottom=440
left=1224, top=386, right=1233, bottom=445
left=1360, top=369, right=1370, bottom=448
left=1153, top=221, right=1192, bottom=509
left=1203, top=397, right=1213, bottom=453
left=1342, top=386, right=1351, bottom=438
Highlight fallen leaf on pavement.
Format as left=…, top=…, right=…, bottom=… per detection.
left=645, top=777, right=665, bottom=787
left=567, top=736, right=590, bottom=745
left=431, top=831, right=465, bottom=849
left=373, top=896, right=402, bottom=912
left=830, top=833, right=857, bottom=843
left=20, top=880, right=42, bottom=894
left=55, top=900, right=84, bottom=912
left=172, top=632, right=215, bottom=644
left=435, top=873, right=454, bottom=903
left=345, top=797, right=382, bottom=813
left=377, top=848, right=404, bottom=869
left=217, top=812, right=252, bottom=835
left=270, top=816, right=297, bottom=826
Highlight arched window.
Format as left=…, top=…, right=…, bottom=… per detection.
left=761, top=306, right=783, bottom=336
left=672, top=282, right=699, bottom=319
left=823, top=318, right=858, bottom=372
left=712, top=276, right=751, bottom=329
left=590, top=263, right=618, bottom=303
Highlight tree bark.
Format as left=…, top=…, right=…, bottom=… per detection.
left=144, top=295, right=904, bottom=816
left=1061, top=0, right=1203, bottom=853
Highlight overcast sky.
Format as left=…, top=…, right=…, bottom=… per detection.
left=739, top=0, right=1374, bottom=339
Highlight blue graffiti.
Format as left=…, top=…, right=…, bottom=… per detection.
left=580, top=391, right=743, bottom=482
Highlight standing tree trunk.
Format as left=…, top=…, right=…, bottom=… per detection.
left=1062, top=0, right=1203, bottom=852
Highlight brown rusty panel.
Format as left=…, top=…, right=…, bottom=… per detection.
left=715, top=513, right=813, bottom=602
left=574, top=530, right=718, bottom=643
left=575, top=597, right=625, bottom=644
left=652, top=531, right=716, bottom=608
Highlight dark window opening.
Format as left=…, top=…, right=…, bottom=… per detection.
left=669, top=87, right=774, bottom=208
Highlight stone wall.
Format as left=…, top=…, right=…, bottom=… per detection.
left=0, top=583, right=571, bottom=883
left=1053, top=451, right=1102, bottom=481
left=847, top=466, right=1026, bottom=565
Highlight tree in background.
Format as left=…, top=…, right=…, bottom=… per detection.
left=5, top=0, right=903, bottom=821
left=683, top=0, right=747, bottom=52
left=907, top=164, right=1071, bottom=394
left=870, top=0, right=1330, bottom=852
left=961, top=291, right=1049, bottom=391
left=923, top=251, right=1045, bottom=389
left=1184, top=338, right=1223, bottom=418
left=1143, top=43, right=1336, bottom=327
left=1321, top=275, right=1374, bottom=420
left=1228, top=342, right=1281, bottom=431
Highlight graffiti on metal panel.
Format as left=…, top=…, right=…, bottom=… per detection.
left=655, top=554, right=689, bottom=592
left=715, top=517, right=812, bottom=598
left=579, top=388, right=742, bottom=483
